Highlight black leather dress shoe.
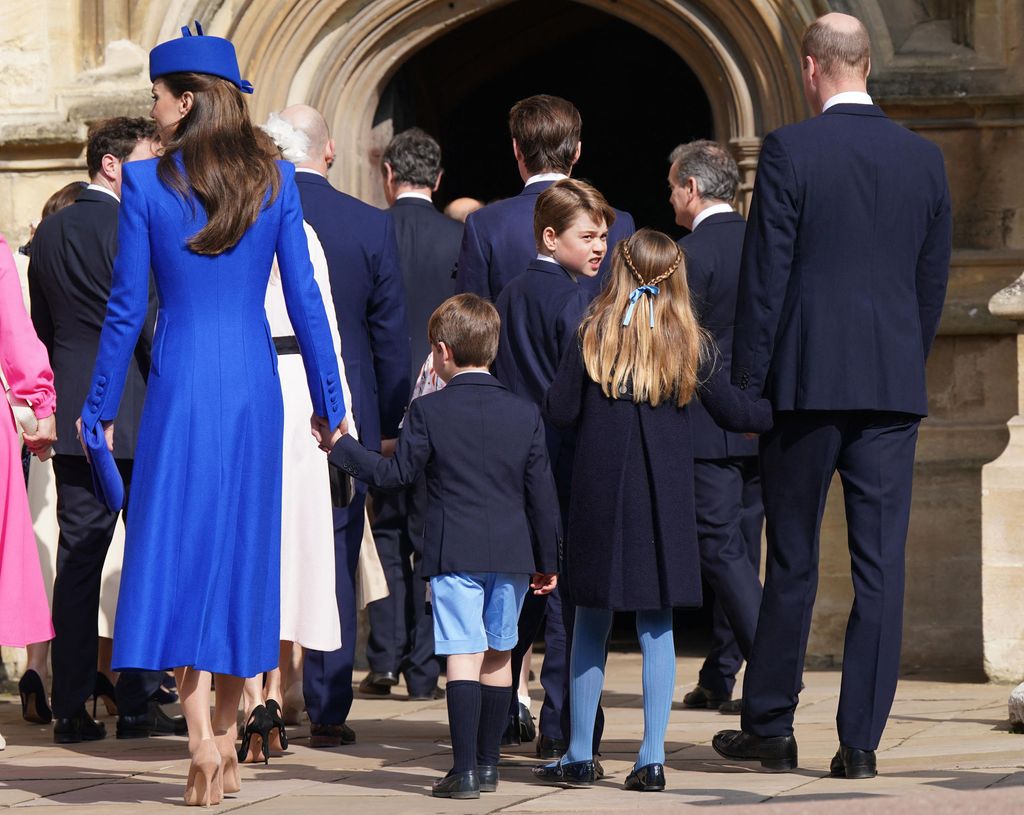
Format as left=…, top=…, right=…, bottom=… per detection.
left=536, top=734, right=568, bottom=758
left=624, top=762, right=665, bottom=791
left=718, top=698, right=743, bottom=715
left=54, top=709, right=106, bottom=744
left=309, top=722, right=356, bottom=747
left=477, top=764, right=499, bottom=792
left=151, top=702, right=188, bottom=735
left=712, top=730, right=798, bottom=772
left=406, top=687, right=445, bottom=701
left=358, top=671, right=398, bottom=696
left=531, top=759, right=596, bottom=787
left=117, top=701, right=187, bottom=739
left=830, top=746, right=877, bottom=779
left=432, top=768, right=479, bottom=799
left=683, top=685, right=731, bottom=710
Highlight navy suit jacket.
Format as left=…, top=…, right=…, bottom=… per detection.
left=455, top=179, right=636, bottom=300
left=680, top=211, right=758, bottom=459
left=28, top=188, right=155, bottom=458
left=732, top=104, right=952, bottom=415
left=389, top=196, right=461, bottom=383
left=295, top=172, right=410, bottom=450
left=493, top=259, right=589, bottom=481
left=332, top=372, right=562, bottom=578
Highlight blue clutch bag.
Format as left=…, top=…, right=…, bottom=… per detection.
left=81, top=420, right=125, bottom=512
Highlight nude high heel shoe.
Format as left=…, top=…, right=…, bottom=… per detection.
left=214, top=732, right=241, bottom=794
left=184, top=738, right=222, bottom=807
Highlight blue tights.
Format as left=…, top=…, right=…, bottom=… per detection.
left=563, top=607, right=676, bottom=768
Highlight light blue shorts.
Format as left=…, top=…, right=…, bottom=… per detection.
left=429, top=572, right=530, bottom=655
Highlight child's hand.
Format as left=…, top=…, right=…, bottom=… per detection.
left=531, top=572, right=558, bottom=595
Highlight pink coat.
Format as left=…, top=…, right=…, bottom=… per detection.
left=0, top=233, right=55, bottom=645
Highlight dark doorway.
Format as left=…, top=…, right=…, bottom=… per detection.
left=377, top=0, right=714, bottom=238
left=378, top=0, right=718, bottom=654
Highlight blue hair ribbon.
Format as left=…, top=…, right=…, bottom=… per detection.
left=622, top=285, right=659, bottom=328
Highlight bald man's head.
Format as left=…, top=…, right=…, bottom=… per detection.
left=802, top=12, right=871, bottom=80
left=279, top=104, right=331, bottom=161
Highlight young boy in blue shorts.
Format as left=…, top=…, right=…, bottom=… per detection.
left=322, top=293, right=561, bottom=799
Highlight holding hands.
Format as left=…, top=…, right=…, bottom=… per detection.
left=310, top=413, right=348, bottom=453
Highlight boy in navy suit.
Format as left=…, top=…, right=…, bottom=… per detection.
left=324, top=294, right=561, bottom=799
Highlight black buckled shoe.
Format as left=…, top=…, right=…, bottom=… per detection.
left=712, top=730, right=798, bottom=772
left=682, top=685, right=731, bottom=710
left=531, top=759, right=596, bottom=787
left=535, top=734, right=568, bottom=759
left=477, top=764, right=499, bottom=792
left=830, top=746, right=877, bottom=779
left=624, top=762, right=665, bottom=791
left=54, top=709, right=106, bottom=744
left=432, top=768, right=480, bottom=799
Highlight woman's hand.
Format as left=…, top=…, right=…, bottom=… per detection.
left=22, top=413, right=56, bottom=457
left=310, top=413, right=348, bottom=453
left=76, top=417, right=114, bottom=461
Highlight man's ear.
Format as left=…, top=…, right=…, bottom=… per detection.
left=433, top=169, right=443, bottom=193
left=571, top=140, right=581, bottom=167
left=326, top=137, right=337, bottom=165
left=383, top=162, right=394, bottom=186
left=100, top=153, right=120, bottom=183
left=542, top=225, right=558, bottom=253
left=512, top=138, right=523, bottom=163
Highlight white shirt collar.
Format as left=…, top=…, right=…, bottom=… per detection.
left=525, top=172, right=568, bottom=188
left=691, top=202, right=734, bottom=232
left=396, top=191, right=433, bottom=203
left=822, top=91, right=874, bottom=112
left=295, top=167, right=326, bottom=178
left=450, top=369, right=492, bottom=379
left=535, top=254, right=560, bottom=265
left=86, top=183, right=120, bottom=203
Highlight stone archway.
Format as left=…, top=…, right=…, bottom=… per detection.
left=136, top=0, right=816, bottom=204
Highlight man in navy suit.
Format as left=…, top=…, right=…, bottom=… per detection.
left=669, top=141, right=764, bottom=717
left=713, top=14, right=951, bottom=778
left=455, top=94, right=635, bottom=301
left=457, top=95, right=633, bottom=757
left=277, top=105, right=410, bottom=746
left=359, top=127, right=461, bottom=699
left=29, top=118, right=180, bottom=743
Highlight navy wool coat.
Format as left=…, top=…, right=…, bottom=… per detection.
left=455, top=179, right=636, bottom=300
left=332, top=372, right=562, bottom=579
left=732, top=104, right=952, bottom=414
left=543, top=342, right=772, bottom=611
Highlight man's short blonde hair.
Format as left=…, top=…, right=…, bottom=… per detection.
left=802, top=16, right=871, bottom=79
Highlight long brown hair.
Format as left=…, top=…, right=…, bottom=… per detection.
left=580, top=229, right=710, bottom=407
left=157, top=72, right=280, bottom=255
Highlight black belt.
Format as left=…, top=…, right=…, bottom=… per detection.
left=273, top=335, right=300, bottom=355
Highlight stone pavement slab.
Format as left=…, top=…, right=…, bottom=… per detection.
left=0, top=655, right=1020, bottom=813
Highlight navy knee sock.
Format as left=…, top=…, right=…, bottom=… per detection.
left=446, top=680, right=481, bottom=773
left=477, top=684, right=512, bottom=766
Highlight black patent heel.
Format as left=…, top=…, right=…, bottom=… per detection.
left=237, top=705, right=273, bottom=764
left=91, top=672, right=118, bottom=718
left=265, top=699, right=289, bottom=751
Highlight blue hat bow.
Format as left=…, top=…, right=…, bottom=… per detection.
left=150, top=20, right=254, bottom=94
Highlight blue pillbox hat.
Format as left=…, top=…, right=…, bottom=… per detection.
left=149, top=21, right=254, bottom=94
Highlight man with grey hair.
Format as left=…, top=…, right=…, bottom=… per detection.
left=275, top=103, right=410, bottom=746
left=668, top=140, right=764, bottom=720
left=715, top=12, right=950, bottom=778
left=359, top=127, right=461, bottom=701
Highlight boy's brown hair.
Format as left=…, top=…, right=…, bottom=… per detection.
left=534, top=178, right=616, bottom=251
left=428, top=294, right=500, bottom=368
left=509, top=95, right=581, bottom=176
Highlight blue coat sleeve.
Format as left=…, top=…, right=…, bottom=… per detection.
left=731, top=132, right=799, bottom=397
left=275, top=166, right=345, bottom=430
left=366, top=213, right=410, bottom=438
left=915, top=160, right=952, bottom=358
left=81, top=164, right=151, bottom=433
left=543, top=340, right=587, bottom=432
left=331, top=397, right=431, bottom=491
left=454, top=212, right=490, bottom=297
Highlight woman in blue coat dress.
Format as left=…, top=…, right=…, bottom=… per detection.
left=79, top=26, right=346, bottom=806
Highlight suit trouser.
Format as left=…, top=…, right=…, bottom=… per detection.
left=741, top=411, right=919, bottom=751
left=50, top=455, right=163, bottom=718
left=693, top=457, right=764, bottom=695
left=366, top=487, right=439, bottom=695
left=303, top=487, right=365, bottom=725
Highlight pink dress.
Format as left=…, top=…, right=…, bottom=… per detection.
left=0, top=234, right=55, bottom=646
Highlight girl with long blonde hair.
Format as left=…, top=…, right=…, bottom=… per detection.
left=537, top=229, right=771, bottom=792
